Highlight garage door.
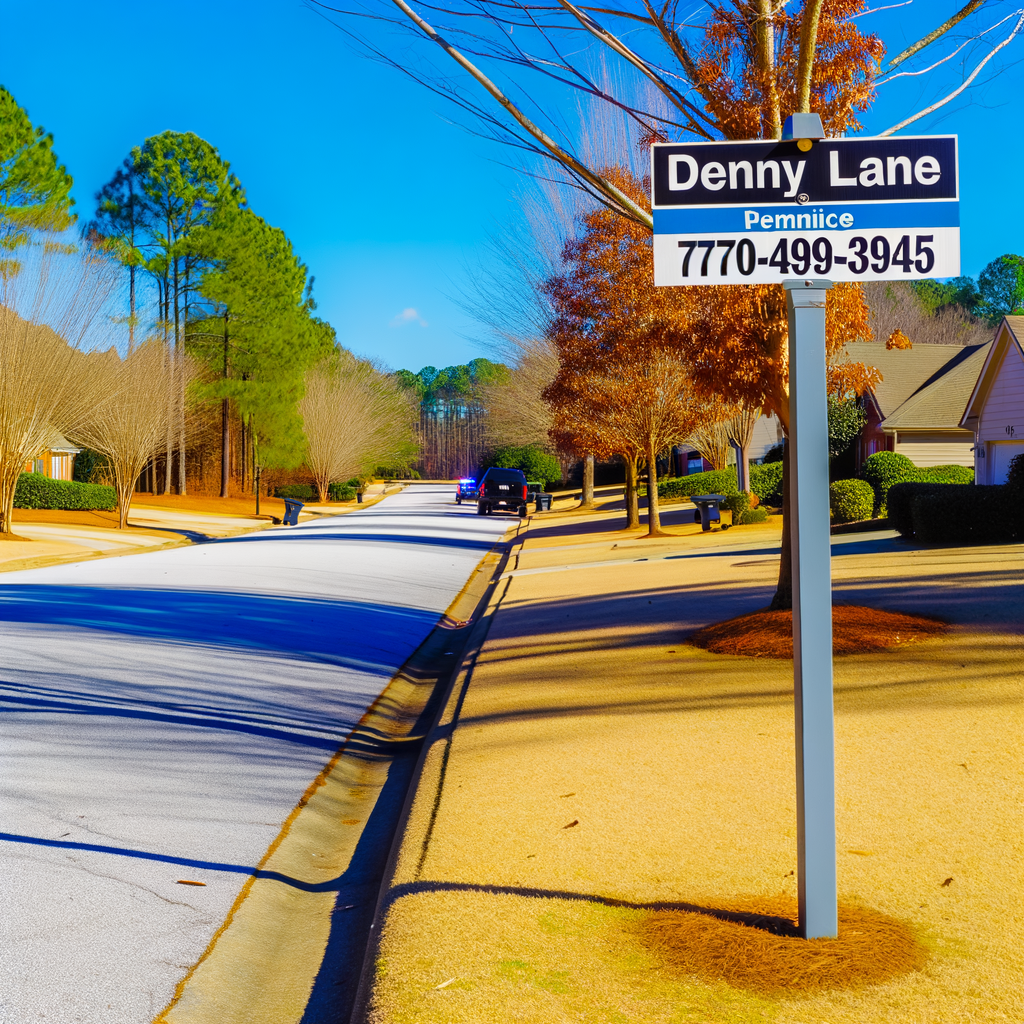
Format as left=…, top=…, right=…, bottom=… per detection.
left=989, top=442, right=1024, bottom=484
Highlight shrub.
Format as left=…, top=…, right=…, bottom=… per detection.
left=657, top=467, right=737, bottom=500
left=328, top=482, right=356, bottom=501
left=762, top=443, right=785, bottom=463
left=887, top=482, right=954, bottom=537
left=721, top=491, right=752, bottom=516
left=14, top=473, right=116, bottom=511
left=860, top=451, right=917, bottom=516
left=749, top=461, right=784, bottom=506
left=738, top=506, right=769, bottom=524
left=829, top=479, right=875, bottom=523
left=919, top=464, right=974, bottom=485
left=912, top=485, right=1021, bottom=545
left=482, top=444, right=561, bottom=489
left=274, top=484, right=315, bottom=500
left=1009, top=452, right=1024, bottom=492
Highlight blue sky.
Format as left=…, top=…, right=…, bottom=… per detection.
left=2, top=1, right=1021, bottom=371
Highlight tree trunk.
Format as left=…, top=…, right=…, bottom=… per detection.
left=581, top=454, right=595, bottom=507
left=220, top=311, right=230, bottom=498
left=770, top=439, right=792, bottom=610
left=646, top=437, right=662, bottom=536
left=175, top=258, right=186, bottom=496
left=0, top=474, right=15, bottom=534
left=624, top=454, right=640, bottom=529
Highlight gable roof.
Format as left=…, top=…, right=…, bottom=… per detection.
left=844, top=341, right=992, bottom=422
left=960, top=316, right=1024, bottom=426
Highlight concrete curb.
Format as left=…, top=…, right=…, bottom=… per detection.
left=347, top=519, right=527, bottom=1024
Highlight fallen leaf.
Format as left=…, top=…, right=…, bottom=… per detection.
left=957, top=763, right=968, bottom=771
left=941, top=877, right=953, bottom=887
left=177, top=880, right=206, bottom=886
left=435, top=977, right=456, bottom=990
left=341, top=819, right=361, bottom=825
left=559, top=793, right=575, bottom=798
left=563, top=819, right=579, bottom=829
left=847, top=850, right=873, bottom=856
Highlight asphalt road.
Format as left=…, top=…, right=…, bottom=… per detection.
left=0, top=485, right=510, bottom=1024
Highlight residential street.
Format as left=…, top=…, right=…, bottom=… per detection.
left=0, top=484, right=509, bottom=1024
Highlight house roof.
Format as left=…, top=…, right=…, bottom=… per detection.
left=844, top=341, right=992, bottom=424
left=43, top=430, right=81, bottom=454
left=960, top=316, right=1024, bottom=426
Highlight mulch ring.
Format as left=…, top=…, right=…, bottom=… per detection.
left=686, top=604, right=948, bottom=658
left=635, top=896, right=926, bottom=995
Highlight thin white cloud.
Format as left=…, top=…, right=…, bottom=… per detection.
left=389, top=307, right=428, bottom=328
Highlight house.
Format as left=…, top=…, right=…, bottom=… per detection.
left=845, top=340, right=992, bottom=469
left=23, top=431, right=81, bottom=481
left=959, top=316, right=1024, bottom=484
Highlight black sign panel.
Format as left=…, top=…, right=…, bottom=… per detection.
left=651, top=136, right=957, bottom=208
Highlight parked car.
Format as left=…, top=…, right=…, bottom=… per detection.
left=455, top=478, right=478, bottom=503
left=477, top=467, right=529, bottom=517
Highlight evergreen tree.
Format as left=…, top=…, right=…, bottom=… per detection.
left=0, top=86, right=75, bottom=267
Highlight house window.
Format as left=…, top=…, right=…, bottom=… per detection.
left=33, top=459, right=43, bottom=475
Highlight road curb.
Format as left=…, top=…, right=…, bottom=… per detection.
left=347, top=519, right=528, bottom=1024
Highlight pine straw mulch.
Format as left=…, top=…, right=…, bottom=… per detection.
left=636, top=896, right=926, bottom=995
left=686, top=604, right=948, bottom=658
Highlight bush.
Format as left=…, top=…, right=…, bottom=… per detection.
left=328, top=482, right=356, bottom=501
left=887, top=482, right=954, bottom=537
left=274, top=484, right=315, bottom=500
left=829, top=479, right=875, bottom=523
left=912, top=485, right=1021, bottom=544
left=482, top=444, right=561, bottom=489
left=657, top=467, right=737, bottom=499
left=762, top=443, right=785, bottom=463
left=738, top=506, right=769, bottom=524
left=14, top=473, right=116, bottom=511
left=1009, top=452, right=1024, bottom=492
left=860, top=451, right=917, bottom=516
left=721, top=491, right=750, bottom=516
left=749, top=461, right=784, bottom=506
left=919, top=464, right=975, bottom=485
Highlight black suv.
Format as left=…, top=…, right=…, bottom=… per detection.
left=477, top=467, right=529, bottom=517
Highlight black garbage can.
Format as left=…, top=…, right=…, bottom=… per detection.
left=536, top=492, right=552, bottom=512
left=282, top=498, right=304, bottom=525
left=690, top=493, right=725, bottom=532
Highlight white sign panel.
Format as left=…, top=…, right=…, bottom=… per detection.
left=651, top=136, right=959, bottom=286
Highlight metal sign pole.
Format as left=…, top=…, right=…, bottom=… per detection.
left=784, top=278, right=838, bottom=940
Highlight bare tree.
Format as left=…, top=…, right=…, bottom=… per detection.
left=481, top=336, right=559, bottom=450
left=72, top=339, right=190, bottom=528
left=864, top=282, right=991, bottom=347
left=0, top=251, right=118, bottom=532
left=301, top=352, right=418, bottom=502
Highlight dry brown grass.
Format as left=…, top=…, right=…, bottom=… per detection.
left=130, top=493, right=285, bottom=519
left=637, top=897, right=926, bottom=995
left=686, top=605, right=948, bottom=658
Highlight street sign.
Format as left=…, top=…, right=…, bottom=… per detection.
left=651, top=135, right=959, bottom=285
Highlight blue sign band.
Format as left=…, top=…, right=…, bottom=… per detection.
left=653, top=201, right=959, bottom=234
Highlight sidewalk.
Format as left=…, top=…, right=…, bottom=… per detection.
left=367, top=507, right=1024, bottom=1024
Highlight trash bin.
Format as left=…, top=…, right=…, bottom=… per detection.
left=690, top=493, right=725, bottom=532
left=536, top=492, right=552, bottom=512
left=282, top=498, right=304, bottom=525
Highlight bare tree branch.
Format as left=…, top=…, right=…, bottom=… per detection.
left=887, top=0, right=987, bottom=69
left=880, top=10, right=1024, bottom=135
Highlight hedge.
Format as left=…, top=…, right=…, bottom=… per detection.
left=829, top=479, right=874, bottom=523
left=274, top=484, right=316, bottom=500
left=749, top=461, right=784, bottom=506
left=14, top=472, right=116, bottom=511
left=860, top=451, right=975, bottom=515
left=656, top=468, right=737, bottom=500
left=888, top=481, right=1021, bottom=544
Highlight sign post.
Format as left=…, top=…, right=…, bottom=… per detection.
left=650, top=121, right=959, bottom=940
left=785, top=278, right=837, bottom=939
